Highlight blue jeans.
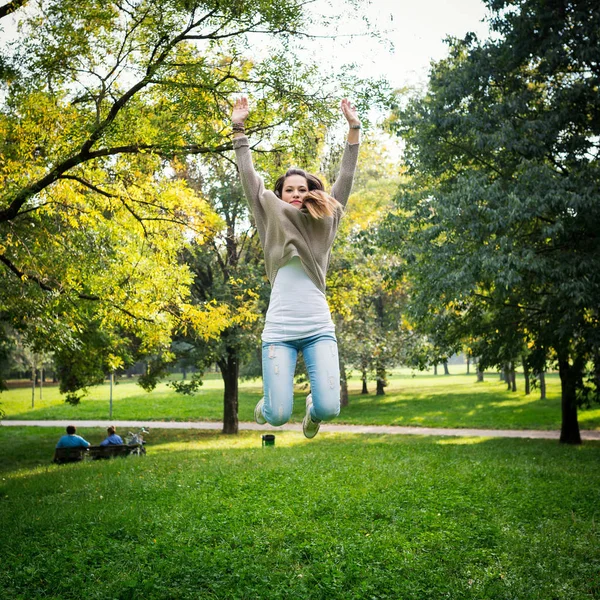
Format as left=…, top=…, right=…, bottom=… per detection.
left=261, top=333, right=341, bottom=426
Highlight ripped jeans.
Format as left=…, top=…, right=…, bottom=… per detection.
left=261, top=333, right=341, bottom=427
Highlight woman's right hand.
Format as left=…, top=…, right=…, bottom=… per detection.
left=232, top=96, right=249, bottom=123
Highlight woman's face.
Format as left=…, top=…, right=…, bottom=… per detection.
left=281, top=174, right=309, bottom=209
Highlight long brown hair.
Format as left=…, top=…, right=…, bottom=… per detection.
left=274, top=168, right=342, bottom=219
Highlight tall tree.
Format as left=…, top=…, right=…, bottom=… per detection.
left=328, top=139, right=408, bottom=398
left=384, top=0, right=600, bottom=443
left=173, top=158, right=265, bottom=434
left=0, top=0, right=385, bottom=391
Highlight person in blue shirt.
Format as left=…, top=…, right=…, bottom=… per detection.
left=55, top=425, right=90, bottom=448
left=100, top=425, right=124, bottom=446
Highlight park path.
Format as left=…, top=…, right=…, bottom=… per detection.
left=2, top=419, right=600, bottom=440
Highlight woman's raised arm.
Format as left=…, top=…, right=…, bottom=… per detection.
left=232, top=96, right=249, bottom=139
left=231, top=96, right=265, bottom=213
left=341, top=98, right=361, bottom=145
left=331, top=99, right=361, bottom=205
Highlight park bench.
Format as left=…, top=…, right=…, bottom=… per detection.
left=53, top=444, right=145, bottom=464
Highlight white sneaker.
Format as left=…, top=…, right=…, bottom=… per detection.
left=254, top=398, right=267, bottom=425
left=302, top=393, right=320, bottom=439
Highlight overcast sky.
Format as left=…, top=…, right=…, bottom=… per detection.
left=1, top=0, right=490, bottom=87
left=307, top=0, right=491, bottom=89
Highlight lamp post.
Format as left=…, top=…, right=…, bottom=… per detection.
left=109, top=371, right=114, bottom=419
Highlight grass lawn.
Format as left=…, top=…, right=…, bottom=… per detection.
left=0, top=427, right=598, bottom=599
left=2, top=366, right=600, bottom=431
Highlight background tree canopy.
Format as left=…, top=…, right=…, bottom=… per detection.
left=0, top=0, right=388, bottom=396
left=383, top=0, right=600, bottom=444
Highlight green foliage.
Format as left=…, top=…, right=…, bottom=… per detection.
left=328, top=138, right=411, bottom=390
left=168, top=375, right=203, bottom=396
left=63, top=392, right=83, bottom=406
left=5, top=367, right=600, bottom=431
left=0, top=324, right=13, bottom=391
left=1, top=427, right=599, bottom=599
left=1, top=0, right=389, bottom=400
left=53, top=323, right=112, bottom=394
left=384, top=0, right=600, bottom=440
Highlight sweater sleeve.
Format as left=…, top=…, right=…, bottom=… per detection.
left=233, top=135, right=266, bottom=215
left=330, top=142, right=359, bottom=207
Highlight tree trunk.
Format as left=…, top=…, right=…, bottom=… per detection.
left=361, top=359, right=369, bottom=394
left=339, top=354, right=349, bottom=408
left=466, top=355, right=470, bottom=375
left=499, top=370, right=505, bottom=381
left=503, top=364, right=511, bottom=390
left=523, top=358, right=530, bottom=396
left=218, top=346, right=239, bottom=434
left=433, top=364, right=438, bottom=375
left=31, top=365, right=35, bottom=408
left=538, top=371, right=546, bottom=400
left=443, top=360, right=449, bottom=375
left=558, top=356, right=582, bottom=444
left=510, top=362, right=517, bottom=392
left=375, top=359, right=386, bottom=396
left=476, top=360, right=484, bottom=382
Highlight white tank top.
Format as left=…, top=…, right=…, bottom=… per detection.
left=262, top=257, right=335, bottom=342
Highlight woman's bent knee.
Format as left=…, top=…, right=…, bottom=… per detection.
left=312, top=399, right=340, bottom=422
left=263, top=400, right=293, bottom=427
left=266, top=414, right=291, bottom=427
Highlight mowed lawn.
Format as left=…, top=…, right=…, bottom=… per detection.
left=0, top=427, right=598, bottom=600
left=2, top=366, right=600, bottom=431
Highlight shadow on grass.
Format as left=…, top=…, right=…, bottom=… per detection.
left=2, top=426, right=600, bottom=481
left=338, top=378, right=578, bottom=430
left=2, top=427, right=600, bottom=600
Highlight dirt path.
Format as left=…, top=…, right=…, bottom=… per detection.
left=2, top=419, right=599, bottom=440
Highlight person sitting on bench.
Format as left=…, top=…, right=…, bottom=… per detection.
left=99, top=425, right=123, bottom=446
left=56, top=425, right=90, bottom=448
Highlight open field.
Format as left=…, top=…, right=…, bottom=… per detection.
left=2, top=366, right=600, bottom=431
left=1, top=427, right=598, bottom=600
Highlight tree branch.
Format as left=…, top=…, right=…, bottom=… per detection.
left=59, top=175, right=116, bottom=198
left=0, top=0, right=26, bottom=20
left=0, top=253, right=155, bottom=322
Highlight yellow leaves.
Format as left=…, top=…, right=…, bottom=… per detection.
left=178, top=302, right=231, bottom=340
left=176, top=277, right=260, bottom=339
left=231, top=301, right=260, bottom=327
left=401, top=316, right=414, bottom=331
left=106, top=354, right=124, bottom=371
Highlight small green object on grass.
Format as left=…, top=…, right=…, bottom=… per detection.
left=261, top=434, right=275, bottom=447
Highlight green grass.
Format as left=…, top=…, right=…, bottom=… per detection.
left=0, top=427, right=598, bottom=599
left=3, top=367, right=600, bottom=430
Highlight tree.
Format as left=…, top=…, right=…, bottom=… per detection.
left=1, top=0, right=387, bottom=392
left=327, top=139, right=409, bottom=398
left=384, top=0, right=600, bottom=443
left=172, top=158, right=265, bottom=434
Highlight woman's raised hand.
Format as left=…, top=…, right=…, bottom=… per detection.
left=340, top=98, right=360, bottom=128
left=232, top=96, right=249, bottom=124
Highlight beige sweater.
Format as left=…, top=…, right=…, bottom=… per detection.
left=233, top=136, right=359, bottom=292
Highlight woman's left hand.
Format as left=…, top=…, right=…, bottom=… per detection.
left=341, top=98, right=360, bottom=128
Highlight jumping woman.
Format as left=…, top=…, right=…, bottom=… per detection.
left=232, top=96, right=360, bottom=438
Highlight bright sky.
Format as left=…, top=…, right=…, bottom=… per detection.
left=1, top=0, right=491, bottom=137
left=2, top=0, right=490, bottom=89
left=308, top=0, right=491, bottom=89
